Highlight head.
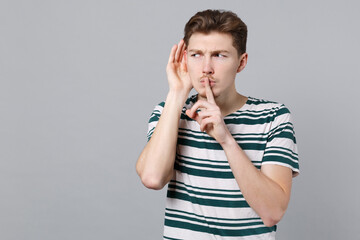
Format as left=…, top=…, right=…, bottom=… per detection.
left=183, top=10, right=248, bottom=99
left=184, top=9, right=247, bottom=57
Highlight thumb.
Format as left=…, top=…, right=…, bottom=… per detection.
left=186, top=109, right=194, bottom=119
left=186, top=109, right=199, bottom=121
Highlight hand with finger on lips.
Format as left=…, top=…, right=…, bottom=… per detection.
left=186, top=79, right=232, bottom=145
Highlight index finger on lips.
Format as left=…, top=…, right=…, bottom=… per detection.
left=205, top=79, right=215, bottom=104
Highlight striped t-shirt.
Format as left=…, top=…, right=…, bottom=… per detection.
left=147, top=94, right=299, bottom=240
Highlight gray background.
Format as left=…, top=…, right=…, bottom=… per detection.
left=1, top=0, right=359, bottom=239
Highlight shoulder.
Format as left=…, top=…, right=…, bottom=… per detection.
left=245, top=97, right=292, bottom=118
left=246, top=97, right=289, bottom=112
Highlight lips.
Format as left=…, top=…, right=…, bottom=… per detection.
left=200, top=78, right=215, bottom=86
left=200, top=77, right=215, bottom=82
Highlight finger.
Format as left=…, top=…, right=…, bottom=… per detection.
left=186, top=109, right=204, bottom=128
left=179, top=41, right=185, bottom=63
left=188, top=100, right=213, bottom=118
left=200, top=116, right=216, bottom=132
left=181, top=49, right=188, bottom=72
left=194, top=111, right=206, bottom=125
left=205, top=79, right=215, bottom=104
left=174, top=39, right=184, bottom=62
left=185, top=109, right=195, bottom=119
left=197, top=110, right=213, bottom=121
left=168, top=44, right=177, bottom=64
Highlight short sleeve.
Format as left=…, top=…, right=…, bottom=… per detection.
left=262, top=104, right=300, bottom=177
left=146, top=102, right=165, bottom=142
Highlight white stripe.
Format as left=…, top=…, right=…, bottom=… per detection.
left=261, top=161, right=300, bottom=173
left=174, top=172, right=240, bottom=192
left=164, top=226, right=276, bottom=240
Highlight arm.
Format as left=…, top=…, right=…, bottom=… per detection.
left=186, top=80, right=292, bottom=226
left=136, top=40, right=192, bottom=190
left=221, top=138, right=292, bottom=227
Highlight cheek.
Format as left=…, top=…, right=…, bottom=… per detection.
left=187, top=61, right=200, bottom=82
left=221, top=63, right=239, bottom=78
left=186, top=60, right=199, bottom=74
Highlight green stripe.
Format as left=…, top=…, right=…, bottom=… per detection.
left=176, top=158, right=230, bottom=170
left=175, top=160, right=261, bottom=178
left=165, top=212, right=263, bottom=228
left=147, top=127, right=155, bottom=142
left=163, top=236, right=182, bottom=240
left=178, top=131, right=267, bottom=143
left=170, top=180, right=240, bottom=193
left=165, top=219, right=275, bottom=237
left=224, top=116, right=275, bottom=125
left=264, top=149, right=299, bottom=161
left=168, top=184, right=243, bottom=199
left=148, top=114, right=160, bottom=123
left=247, top=97, right=278, bottom=105
left=269, top=122, right=294, bottom=135
left=233, top=136, right=267, bottom=142
left=165, top=208, right=260, bottom=222
left=176, top=157, right=262, bottom=170
left=268, top=130, right=296, bottom=143
left=179, top=127, right=267, bottom=137
left=177, top=138, right=266, bottom=151
left=226, top=108, right=279, bottom=116
left=178, top=131, right=214, bottom=141
left=266, top=146, right=298, bottom=157
left=167, top=190, right=250, bottom=208
left=180, top=108, right=289, bottom=125
left=232, top=132, right=268, bottom=137
left=176, top=153, right=228, bottom=164
left=174, top=162, right=234, bottom=179
left=225, top=111, right=277, bottom=119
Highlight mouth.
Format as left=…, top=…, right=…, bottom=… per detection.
left=200, top=78, right=215, bottom=87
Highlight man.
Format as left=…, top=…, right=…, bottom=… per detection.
left=136, top=9, right=299, bottom=239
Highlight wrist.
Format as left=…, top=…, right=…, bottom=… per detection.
left=165, top=90, right=189, bottom=109
left=220, top=133, right=238, bottom=150
left=167, top=89, right=189, bottom=101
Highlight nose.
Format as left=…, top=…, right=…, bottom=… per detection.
left=202, top=56, right=214, bottom=75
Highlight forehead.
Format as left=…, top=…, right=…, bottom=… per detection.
left=187, top=32, right=235, bottom=52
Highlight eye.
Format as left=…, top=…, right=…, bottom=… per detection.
left=214, top=53, right=226, bottom=58
left=191, top=53, right=201, bottom=57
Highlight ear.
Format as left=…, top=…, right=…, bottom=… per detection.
left=236, top=53, right=248, bottom=73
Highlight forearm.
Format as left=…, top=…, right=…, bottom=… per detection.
left=221, top=136, right=291, bottom=227
left=136, top=90, right=188, bottom=190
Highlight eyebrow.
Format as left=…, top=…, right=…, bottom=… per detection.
left=188, top=49, right=230, bottom=54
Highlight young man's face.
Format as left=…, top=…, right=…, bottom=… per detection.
left=186, top=32, right=246, bottom=98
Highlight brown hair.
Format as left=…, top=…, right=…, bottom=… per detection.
left=183, top=9, right=247, bottom=56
